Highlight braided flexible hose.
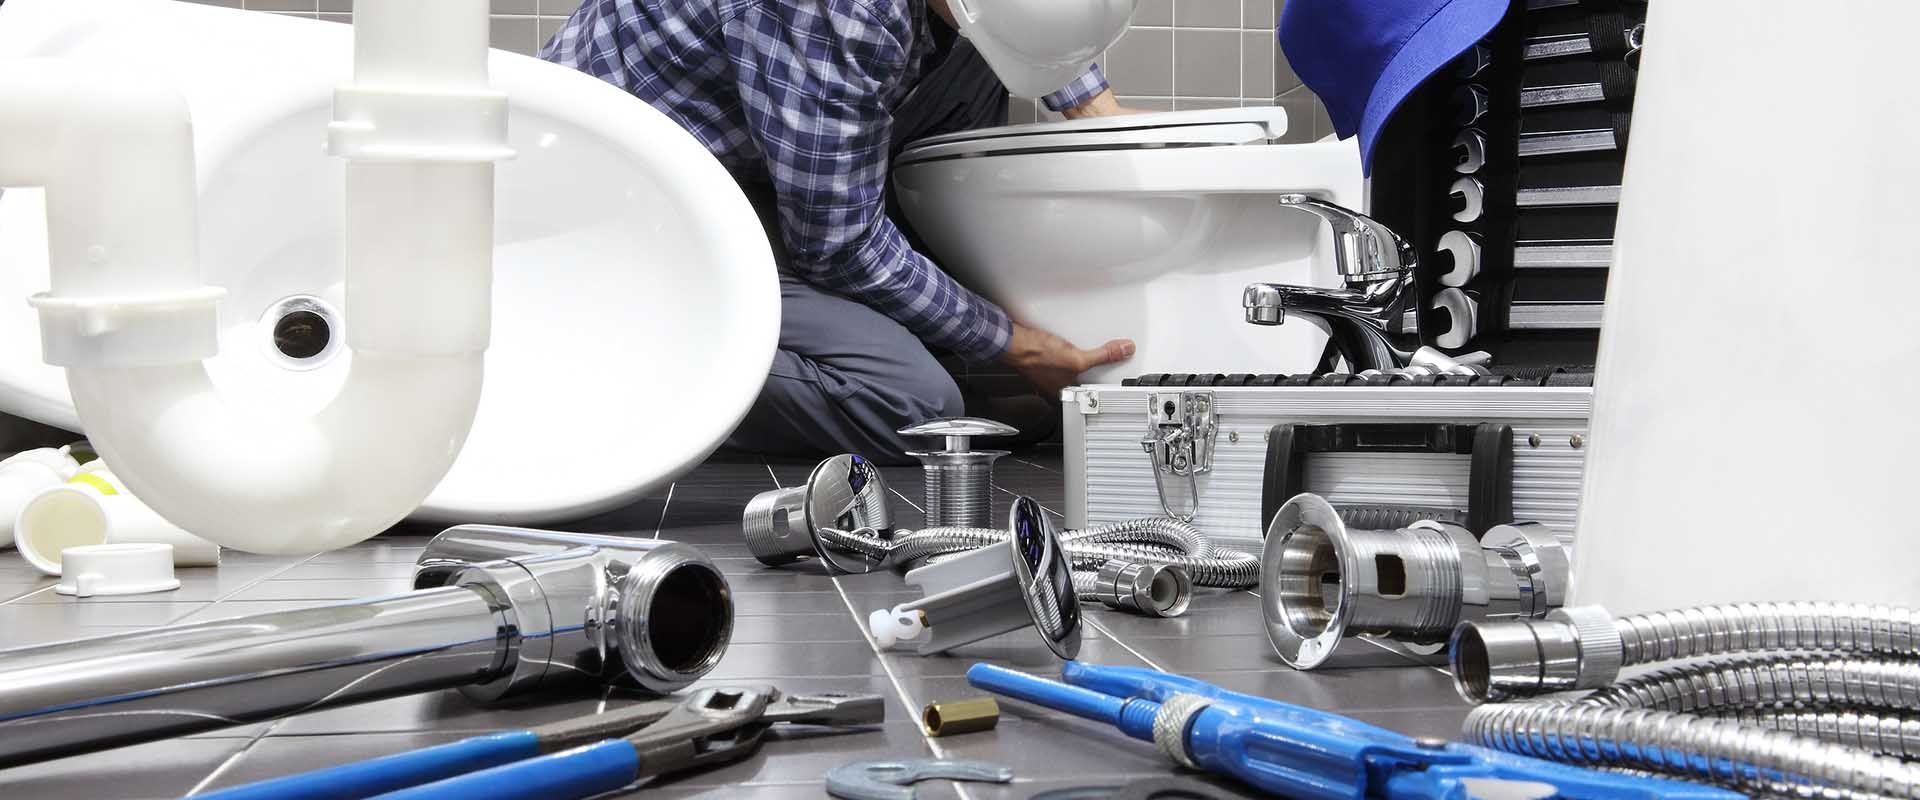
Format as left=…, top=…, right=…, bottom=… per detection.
left=1582, top=655, right=1920, bottom=715
left=1706, top=707, right=1920, bottom=761
left=815, top=519, right=1258, bottom=589
left=1613, top=602, right=1920, bottom=667
left=1464, top=703, right=1920, bottom=799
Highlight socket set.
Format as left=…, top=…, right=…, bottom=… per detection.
left=1372, top=0, right=1647, bottom=368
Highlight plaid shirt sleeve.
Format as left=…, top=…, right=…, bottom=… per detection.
left=723, top=3, right=1013, bottom=362
left=1042, top=64, right=1111, bottom=112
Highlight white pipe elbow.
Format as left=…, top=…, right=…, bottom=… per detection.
left=67, top=353, right=482, bottom=554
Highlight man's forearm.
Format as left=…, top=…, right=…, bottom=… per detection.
left=1061, top=87, right=1126, bottom=119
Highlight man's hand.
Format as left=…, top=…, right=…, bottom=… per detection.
left=999, top=322, right=1135, bottom=396
left=1060, top=88, right=1149, bottom=120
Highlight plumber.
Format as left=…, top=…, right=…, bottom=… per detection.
left=543, top=0, right=1137, bottom=462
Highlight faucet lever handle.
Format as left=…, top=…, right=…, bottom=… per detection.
left=1277, top=194, right=1416, bottom=281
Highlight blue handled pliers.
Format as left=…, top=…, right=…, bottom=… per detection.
left=969, top=661, right=1748, bottom=800
left=197, top=686, right=884, bottom=800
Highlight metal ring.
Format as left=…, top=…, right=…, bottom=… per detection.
left=1152, top=693, right=1212, bottom=770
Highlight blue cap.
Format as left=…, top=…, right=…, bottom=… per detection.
left=1278, top=0, right=1508, bottom=173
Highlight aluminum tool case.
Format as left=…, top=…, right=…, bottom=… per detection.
left=1062, top=373, right=1592, bottom=554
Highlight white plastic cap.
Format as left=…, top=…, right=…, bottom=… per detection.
left=946, top=0, right=1136, bottom=98
left=0, top=448, right=81, bottom=549
left=869, top=606, right=926, bottom=649
left=54, top=543, right=180, bottom=597
left=15, top=485, right=221, bottom=575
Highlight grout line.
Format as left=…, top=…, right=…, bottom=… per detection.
left=168, top=553, right=324, bottom=624
left=1084, top=615, right=1167, bottom=672
left=1010, top=456, right=1059, bottom=474
left=887, top=483, right=924, bottom=514
left=651, top=481, right=676, bottom=539
left=184, top=724, right=279, bottom=797
left=1, top=585, right=56, bottom=606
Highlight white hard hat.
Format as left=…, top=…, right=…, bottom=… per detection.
left=946, top=0, right=1137, bottom=98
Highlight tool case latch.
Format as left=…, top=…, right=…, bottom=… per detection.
left=1139, top=392, right=1217, bottom=521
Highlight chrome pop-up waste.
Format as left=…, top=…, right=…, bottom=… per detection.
left=0, top=526, right=733, bottom=767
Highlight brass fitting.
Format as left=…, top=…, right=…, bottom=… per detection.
left=922, top=697, right=1000, bottom=737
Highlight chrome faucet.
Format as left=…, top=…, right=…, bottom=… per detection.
left=1243, top=195, right=1417, bottom=372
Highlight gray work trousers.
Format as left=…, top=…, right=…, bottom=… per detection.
left=724, top=34, right=1008, bottom=464
left=725, top=273, right=967, bottom=463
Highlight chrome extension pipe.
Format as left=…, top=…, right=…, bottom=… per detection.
left=0, top=526, right=733, bottom=767
left=1260, top=493, right=1568, bottom=669
left=1452, top=602, right=1920, bottom=798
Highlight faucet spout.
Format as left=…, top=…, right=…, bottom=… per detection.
left=1242, top=197, right=1419, bottom=373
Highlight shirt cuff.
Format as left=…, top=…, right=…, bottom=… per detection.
left=1042, top=64, right=1110, bottom=112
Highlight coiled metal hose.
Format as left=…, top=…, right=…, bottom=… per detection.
left=1611, top=602, right=1920, bottom=667
left=817, top=518, right=1257, bottom=589
left=1455, top=603, right=1920, bottom=798
left=1465, top=703, right=1920, bottom=799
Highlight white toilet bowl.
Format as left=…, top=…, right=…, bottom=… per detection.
left=0, top=0, right=779, bottom=524
left=893, top=108, right=1365, bottom=382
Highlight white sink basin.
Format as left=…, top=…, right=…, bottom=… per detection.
left=0, top=0, right=778, bottom=524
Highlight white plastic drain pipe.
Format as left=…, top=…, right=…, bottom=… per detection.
left=0, top=0, right=510, bottom=553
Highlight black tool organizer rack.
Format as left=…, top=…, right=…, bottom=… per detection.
left=1371, top=0, right=1645, bottom=368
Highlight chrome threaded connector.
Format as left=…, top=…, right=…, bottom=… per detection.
left=899, top=417, right=1017, bottom=528
left=1449, top=605, right=1623, bottom=703
left=1082, top=560, right=1192, bottom=618
left=1260, top=492, right=1570, bottom=670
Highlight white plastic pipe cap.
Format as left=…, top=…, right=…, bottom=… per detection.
left=869, top=606, right=925, bottom=649
left=54, top=543, right=180, bottom=598
left=0, top=448, right=81, bottom=549
left=15, top=485, right=220, bottom=575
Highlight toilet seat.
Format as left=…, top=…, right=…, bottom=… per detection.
left=897, top=107, right=1290, bottom=164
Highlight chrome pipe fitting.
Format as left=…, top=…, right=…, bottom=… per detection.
left=740, top=454, right=892, bottom=574
left=1082, top=560, right=1192, bottom=618
left=899, top=417, right=1016, bottom=528
left=1260, top=493, right=1568, bottom=670
left=0, top=527, right=733, bottom=766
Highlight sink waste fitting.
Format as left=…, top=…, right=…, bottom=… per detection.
left=1261, top=492, right=1568, bottom=669
left=1451, top=601, right=1920, bottom=798
left=741, top=454, right=893, bottom=574
left=0, top=526, right=733, bottom=767
left=898, top=417, right=1017, bottom=527
left=866, top=496, right=1083, bottom=658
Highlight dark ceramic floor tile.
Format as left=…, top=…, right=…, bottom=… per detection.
left=0, top=736, right=249, bottom=800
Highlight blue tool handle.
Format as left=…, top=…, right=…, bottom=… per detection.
left=196, top=731, right=543, bottom=800
left=366, top=739, right=640, bottom=800
left=967, top=663, right=1161, bottom=743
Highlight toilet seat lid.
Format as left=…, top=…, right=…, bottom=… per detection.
left=896, top=107, right=1291, bottom=164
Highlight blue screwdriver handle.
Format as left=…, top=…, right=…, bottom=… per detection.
left=196, top=731, right=543, bottom=800
left=366, top=739, right=640, bottom=800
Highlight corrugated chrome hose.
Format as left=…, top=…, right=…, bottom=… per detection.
left=1465, top=703, right=1920, bottom=799
left=1612, top=602, right=1920, bottom=667
left=1582, top=655, right=1920, bottom=717
left=816, top=518, right=1257, bottom=589
left=1455, top=602, right=1920, bottom=799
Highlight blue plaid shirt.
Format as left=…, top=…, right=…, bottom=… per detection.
left=542, top=0, right=1109, bottom=362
